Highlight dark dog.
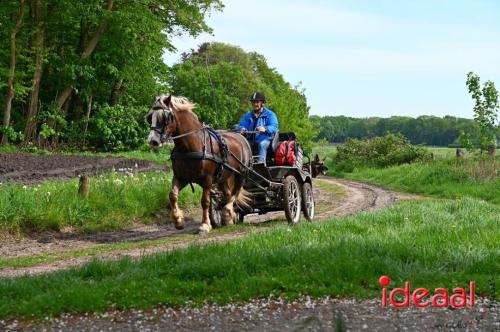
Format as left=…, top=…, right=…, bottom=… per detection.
left=306, top=154, right=328, bottom=178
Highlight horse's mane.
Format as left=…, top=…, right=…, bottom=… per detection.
left=169, top=95, right=196, bottom=113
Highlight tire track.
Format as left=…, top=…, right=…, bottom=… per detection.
left=0, top=177, right=416, bottom=278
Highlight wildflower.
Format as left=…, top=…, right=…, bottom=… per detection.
left=113, top=179, right=124, bottom=185
left=22, top=185, right=27, bottom=190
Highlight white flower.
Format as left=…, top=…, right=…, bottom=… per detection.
left=113, top=179, right=124, bottom=185
left=22, top=185, right=27, bottom=190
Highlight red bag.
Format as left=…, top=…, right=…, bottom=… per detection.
left=275, top=140, right=297, bottom=166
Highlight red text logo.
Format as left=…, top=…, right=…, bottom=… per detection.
left=379, top=275, right=475, bottom=308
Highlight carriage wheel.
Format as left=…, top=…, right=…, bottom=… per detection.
left=283, top=175, right=301, bottom=224
left=235, top=210, right=245, bottom=224
left=301, top=182, right=315, bottom=221
left=209, top=195, right=223, bottom=228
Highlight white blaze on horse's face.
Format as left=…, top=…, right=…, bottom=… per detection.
left=147, top=109, right=163, bottom=148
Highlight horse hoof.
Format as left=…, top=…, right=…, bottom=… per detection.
left=174, top=221, right=185, bottom=230
left=198, top=223, right=211, bottom=234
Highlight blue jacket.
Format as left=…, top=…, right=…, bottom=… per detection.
left=238, top=107, right=279, bottom=144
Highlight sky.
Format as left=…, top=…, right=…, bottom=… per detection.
left=162, top=0, right=500, bottom=118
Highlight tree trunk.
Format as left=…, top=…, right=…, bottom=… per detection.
left=24, top=0, right=45, bottom=143
left=109, top=79, right=125, bottom=106
left=50, top=0, right=114, bottom=121
left=1, top=0, right=26, bottom=145
left=83, top=94, right=93, bottom=143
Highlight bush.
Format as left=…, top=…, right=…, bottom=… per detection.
left=333, top=133, right=430, bottom=172
left=89, top=105, right=149, bottom=151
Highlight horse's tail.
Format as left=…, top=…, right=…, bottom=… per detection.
left=236, top=187, right=252, bottom=209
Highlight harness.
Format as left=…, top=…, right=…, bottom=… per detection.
left=148, top=106, right=272, bottom=191
left=149, top=106, right=244, bottom=181
left=170, top=128, right=235, bottom=180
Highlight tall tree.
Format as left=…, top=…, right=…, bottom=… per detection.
left=24, top=0, right=45, bottom=142
left=464, top=72, right=499, bottom=153
left=1, top=0, right=25, bottom=145
left=170, top=42, right=316, bottom=152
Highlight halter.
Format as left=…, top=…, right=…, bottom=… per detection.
left=148, top=106, right=209, bottom=143
left=148, top=106, right=172, bottom=143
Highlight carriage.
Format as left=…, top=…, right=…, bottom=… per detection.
left=147, top=95, right=317, bottom=233
left=209, top=131, right=315, bottom=228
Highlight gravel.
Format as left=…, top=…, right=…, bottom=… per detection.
left=2, top=296, right=498, bottom=332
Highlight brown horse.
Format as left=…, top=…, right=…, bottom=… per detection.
left=146, top=95, right=252, bottom=233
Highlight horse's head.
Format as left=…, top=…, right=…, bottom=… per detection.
left=310, top=154, right=328, bottom=177
left=146, top=95, right=175, bottom=147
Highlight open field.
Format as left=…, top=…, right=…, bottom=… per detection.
left=0, top=197, right=497, bottom=320
left=312, top=144, right=499, bottom=160
left=0, top=146, right=497, bottom=329
left=313, top=144, right=500, bottom=204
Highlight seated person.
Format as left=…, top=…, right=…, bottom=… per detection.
left=238, top=92, right=279, bottom=163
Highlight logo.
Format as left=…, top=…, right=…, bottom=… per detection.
left=379, top=275, right=475, bottom=308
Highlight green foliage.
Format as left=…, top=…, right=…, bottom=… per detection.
left=1, top=0, right=223, bottom=150
left=0, top=126, right=23, bottom=143
left=0, top=171, right=201, bottom=235
left=169, top=42, right=316, bottom=153
left=311, top=114, right=499, bottom=147
left=89, top=105, right=149, bottom=151
left=0, top=198, right=498, bottom=319
left=339, top=157, right=500, bottom=204
left=464, top=72, right=499, bottom=153
left=333, top=133, right=430, bottom=172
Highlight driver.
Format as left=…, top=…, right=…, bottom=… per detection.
left=238, top=92, right=278, bottom=163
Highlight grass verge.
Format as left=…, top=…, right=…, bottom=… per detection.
left=0, top=197, right=498, bottom=319
left=339, top=158, right=499, bottom=204
left=0, top=171, right=201, bottom=235
left=0, top=223, right=270, bottom=270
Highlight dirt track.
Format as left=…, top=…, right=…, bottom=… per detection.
left=0, top=175, right=413, bottom=278
left=0, top=152, right=167, bottom=185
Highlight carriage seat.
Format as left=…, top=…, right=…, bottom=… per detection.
left=265, top=131, right=297, bottom=165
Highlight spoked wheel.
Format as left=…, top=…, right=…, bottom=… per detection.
left=301, top=182, right=315, bottom=221
left=283, top=175, right=301, bottom=224
left=209, top=194, right=223, bottom=228
left=235, top=209, right=245, bottom=224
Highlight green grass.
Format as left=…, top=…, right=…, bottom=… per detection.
left=0, top=171, right=201, bottom=235
left=0, top=144, right=173, bottom=165
left=314, top=178, right=347, bottom=198
left=0, top=197, right=498, bottom=319
left=312, top=143, right=500, bottom=204
left=0, top=223, right=267, bottom=270
left=340, top=157, right=500, bottom=204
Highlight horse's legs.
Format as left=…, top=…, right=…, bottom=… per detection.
left=170, top=176, right=187, bottom=230
left=199, top=177, right=213, bottom=234
left=222, top=174, right=245, bottom=225
left=221, top=180, right=236, bottom=226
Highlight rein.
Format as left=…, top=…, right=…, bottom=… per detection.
left=167, top=126, right=207, bottom=142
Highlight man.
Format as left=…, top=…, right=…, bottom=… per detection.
left=238, top=92, right=279, bottom=163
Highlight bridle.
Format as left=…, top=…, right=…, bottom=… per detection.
left=149, top=106, right=174, bottom=143
left=148, top=106, right=206, bottom=142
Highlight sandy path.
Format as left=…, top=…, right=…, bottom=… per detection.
left=0, top=177, right=413, bottom=278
